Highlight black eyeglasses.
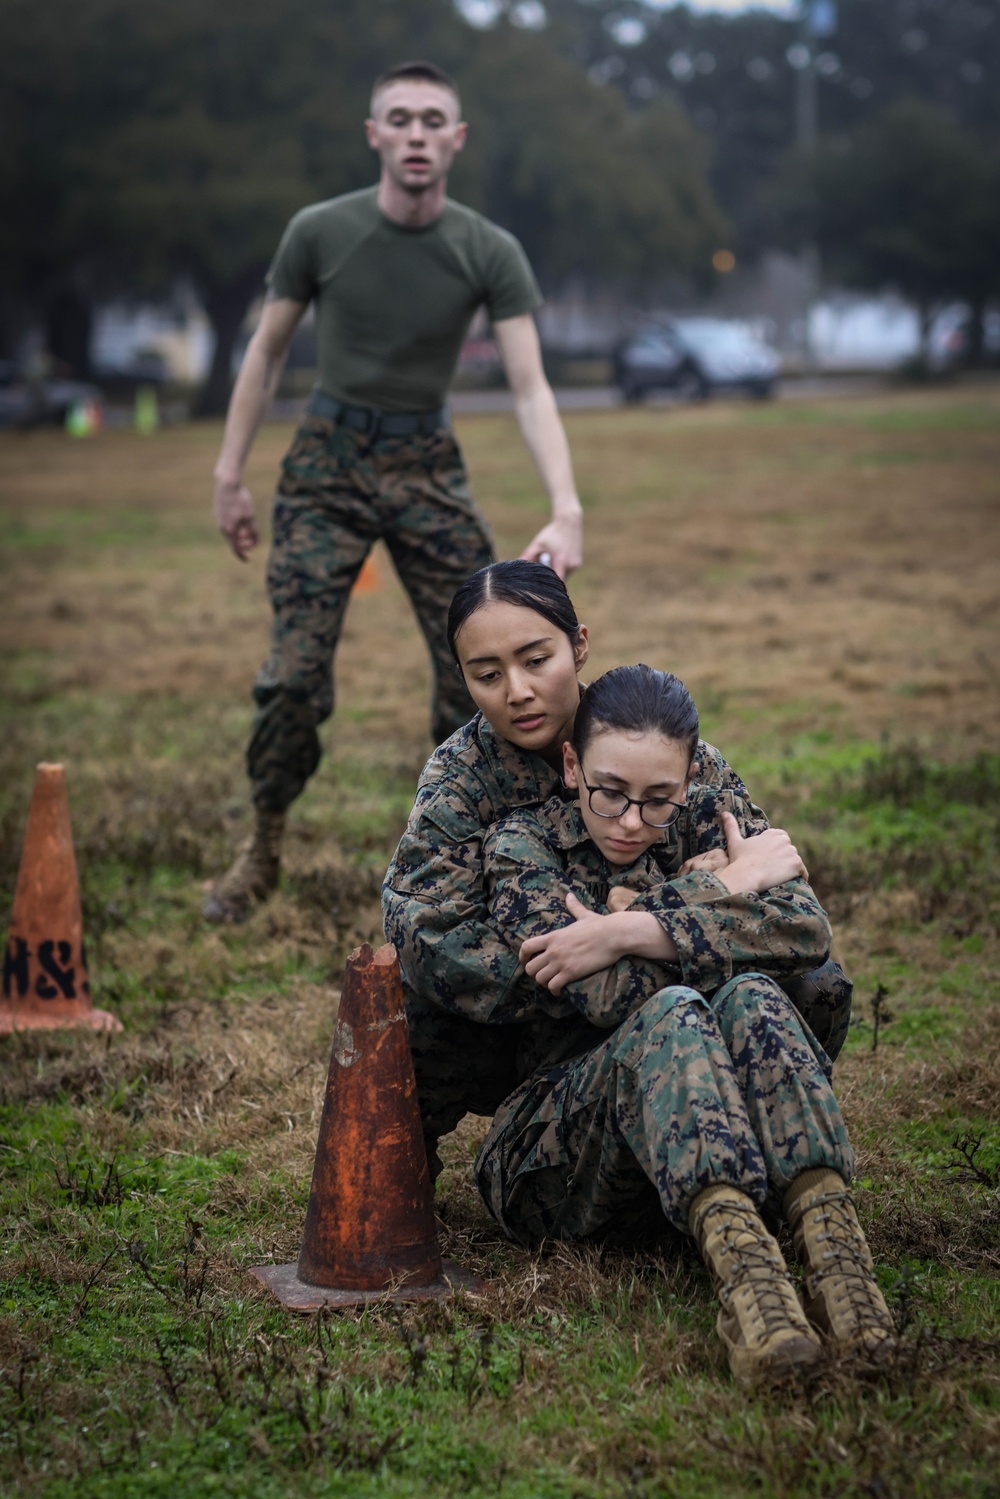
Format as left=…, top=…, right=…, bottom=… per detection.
left=579, top=772, right=686, bottom=829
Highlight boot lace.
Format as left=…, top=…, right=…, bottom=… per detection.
left=803, top=1190, right=892, bottom=1330
left=701, top=1199, right=798, bottom=1337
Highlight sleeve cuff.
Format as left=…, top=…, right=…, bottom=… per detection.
left=629, top=871, right=732, bottom=915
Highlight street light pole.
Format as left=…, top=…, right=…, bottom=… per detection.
left=789, top=0, right=837, bottom=151
left=787, top=3, right=837, bottom=371
left=796, top=37, right=817, bottom=148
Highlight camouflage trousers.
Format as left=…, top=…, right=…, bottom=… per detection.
left=404, top=959, right=853, bottom=1180
left=248, top=414, right=494, bottom=812
left=472, top=975, right=855, bottom=1247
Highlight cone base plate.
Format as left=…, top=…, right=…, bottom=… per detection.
left=249, top=1259, right=484, bottom=1310
left=0, top=1007, right=123, bottom=1035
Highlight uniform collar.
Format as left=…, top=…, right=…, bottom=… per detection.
left=534, top=797, right=663, bottom=876
left=473, top=713, right=564, bottom=808
left=538, top=796, right=590, bottom=850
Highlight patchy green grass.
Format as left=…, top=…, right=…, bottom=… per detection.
left=2, top=388, right=999, bottom=1496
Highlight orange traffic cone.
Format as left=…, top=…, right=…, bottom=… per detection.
left=2, top=763, right=122, bottom=1035
left=251, top=942, right=481, bottom=1309
left=353, top=554, right=380, bottom=595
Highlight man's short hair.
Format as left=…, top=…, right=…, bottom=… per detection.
left=370, top=61, right=461, bottom=114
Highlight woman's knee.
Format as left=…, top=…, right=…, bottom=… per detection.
left=611, top=985, right=709, bottom=1058
left=711, top=972, right=786, bottom=1028
left=711, top=971, right=833, bottom=1079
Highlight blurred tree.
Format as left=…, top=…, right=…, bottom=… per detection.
left=0, top=0, right=728, bottom=409
left=454, top=24, right=727, bottom=292
left=544, top=0, right=801, bottom=256
left=541, top=0, right=1000, bottom=259
left=0, top=0, right=100, bottom=371
left=767, top=99, right=1000, bottom=363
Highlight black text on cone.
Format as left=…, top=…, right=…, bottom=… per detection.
left=2, top=763, right=121, bottom=1034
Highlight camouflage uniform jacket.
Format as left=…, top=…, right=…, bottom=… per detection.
left=382, top=712, right=831, bottom=1023
left=483, top=796, right=832, bottom=1045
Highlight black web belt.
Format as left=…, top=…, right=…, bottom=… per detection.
left=308, top=388, right=448, bottom=437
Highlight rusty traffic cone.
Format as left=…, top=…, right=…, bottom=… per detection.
left=353, top=554, right=381, bottom=594
left=2, top=763, right=121, bottom=1034
left=251, top=942, right=481, bottom=1309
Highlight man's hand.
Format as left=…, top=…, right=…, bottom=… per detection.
left=211, top=295, right=304, bottom=562
left=715, top=809, right=807, bottom=895
left=521, top=512, right=583, bottom=579
left=493, top=315, right=584, bottom=579
left=214, top=476, right=260, bottom=561
left=520, top=892, right=625, bottom=993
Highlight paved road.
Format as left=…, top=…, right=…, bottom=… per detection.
left=449, top=375, right=889, bottom=415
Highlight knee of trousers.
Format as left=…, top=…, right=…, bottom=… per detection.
left=609, top=985, right=711, bottom=1059
left=710, top=971, right=787, bottom=1024
left=710, top=970, right=834, bottom=1079
left=251, top=677, right=334, bottom=726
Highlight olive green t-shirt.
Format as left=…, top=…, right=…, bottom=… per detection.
left=267, top=186, right=542, bottom=413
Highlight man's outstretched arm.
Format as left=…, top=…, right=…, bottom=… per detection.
left=493, top=313, right=583, bottom=579
left=212, top=294, right=307, bottom=561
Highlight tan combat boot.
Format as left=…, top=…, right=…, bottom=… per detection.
left=690, top=1184, right=824, bottom=1386
left=784, top=1169, right=896, bottom=1361
left=203, top=810, right=285, bottom=923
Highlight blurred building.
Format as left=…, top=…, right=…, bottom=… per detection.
left=91, top=289, right=213, bottom=384
left=86, top=277, right=995, bottom=397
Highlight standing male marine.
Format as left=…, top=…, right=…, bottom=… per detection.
left=206, top=60, right=584, bottom=922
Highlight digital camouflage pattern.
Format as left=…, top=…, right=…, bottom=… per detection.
left=779, top=960, right=853, bottom=1066
left=484, top=797, right=833, bottom=1023
left=384, top=718, right=853, bottom=1173
left=248, top=414, right=494, bottom=811
left=383, top=717, right=850, bottom=1049
left=475, top=974, right=855, bottom=1246
left=385, top=714, right=776, bottom=1023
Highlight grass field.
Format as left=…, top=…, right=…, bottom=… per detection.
left=1, top=386, right=999, bottom=1497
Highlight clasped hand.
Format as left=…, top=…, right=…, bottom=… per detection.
left=520, top=892, right=627, bottom=994
left=518, top=810, right=807, bottom=993
left=712, top=808, right=807, bottom=894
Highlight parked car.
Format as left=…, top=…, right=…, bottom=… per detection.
left=614, top=318, right=780, bottom=403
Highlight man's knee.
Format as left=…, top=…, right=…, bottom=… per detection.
left=250, top=680, right=332, bottom=731
left=251, top=676, right=333, bottom=726
left=254, top=619, right=337, bottom=713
